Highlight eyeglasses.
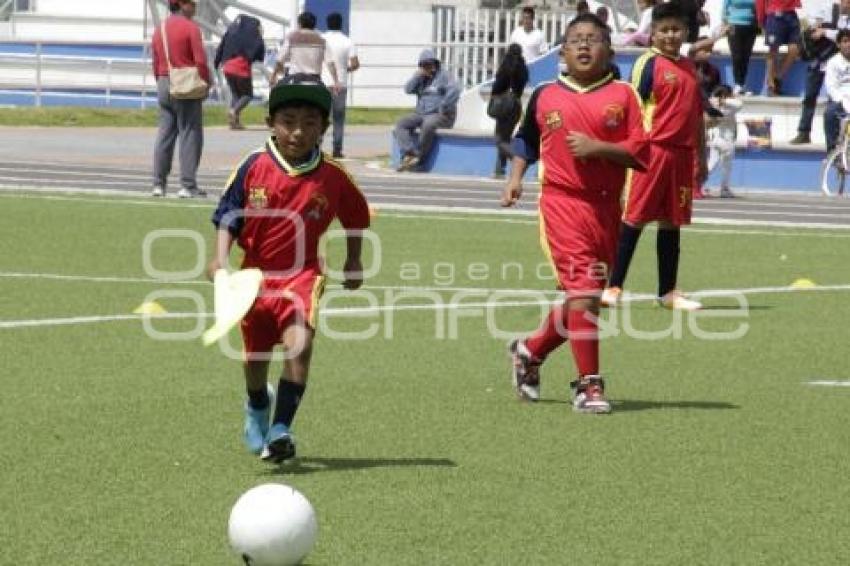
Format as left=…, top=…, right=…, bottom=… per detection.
left=564, top=36, right=607, bottom=48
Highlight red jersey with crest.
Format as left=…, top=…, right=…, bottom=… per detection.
left=212, top=138, right=370, bottom=274
left=631, top=48, right=702, bottom=147
left=512, top=74, right=648, bottom=294
left=512, top=74, right=648, bottom=201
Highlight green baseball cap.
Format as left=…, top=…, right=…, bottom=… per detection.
left=268, top=74, right=332, bottom=117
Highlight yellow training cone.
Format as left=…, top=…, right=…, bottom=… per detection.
left=133, top=301, right=167, bottom=315
left=790, top=278, right=817, bottom=289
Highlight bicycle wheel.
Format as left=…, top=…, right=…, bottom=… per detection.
left=821, top=149, right=846, bottom=196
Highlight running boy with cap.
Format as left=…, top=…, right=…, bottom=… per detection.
left=208, top=75, right=371, bottom=462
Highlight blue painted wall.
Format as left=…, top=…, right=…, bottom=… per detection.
left=527, top=47, right=811, bottom=96
left=392, top=132, right=823, bottom=193
left=305, top=0, right=351, bottom=35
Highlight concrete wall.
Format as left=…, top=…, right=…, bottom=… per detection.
left=348, top=8, right=434, bottom=107
left=34, top=0, right=145, bottom=19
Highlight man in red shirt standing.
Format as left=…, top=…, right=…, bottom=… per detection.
left=150, top=0, right=210, bottom=198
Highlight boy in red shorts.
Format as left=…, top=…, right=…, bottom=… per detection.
left=208, top=75, right=370, bottom=462
left=501, top=13, right=648, bottom=413
left=601, top=1, right=707, bottom=311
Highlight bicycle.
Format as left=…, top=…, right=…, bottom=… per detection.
left=820, top=116, right=850, bottom=196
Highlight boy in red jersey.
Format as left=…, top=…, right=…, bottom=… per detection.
left=601, top=1, right=706, bottom=311
left=208, top=75, right=370, bottom=462
left=501, top=13, right=648, bottom=413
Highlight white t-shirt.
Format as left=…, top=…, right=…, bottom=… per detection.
left=322, top=30, right=358, bottom=86
left=825, top=51, right=850, bottom=109
left=708, top=97, right=742, bottom=142
left=277, top=29, right=331, bottom=76
left=509, top=27, right=548, bottom=62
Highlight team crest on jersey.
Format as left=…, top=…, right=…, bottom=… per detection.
left=248, top=187, right=268, bottom=209
left=544, top=110, right=563, bottom=131
left=602, top=103, right=625, bottom=128
left=306, top=192, right=329, bottom=220
left=663, top=70, right=678, bottom=85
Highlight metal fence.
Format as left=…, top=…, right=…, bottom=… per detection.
left=0, top=4, right=645, bottom=108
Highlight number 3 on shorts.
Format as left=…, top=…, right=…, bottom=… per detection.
left=679, top=186, right=690, bottom=208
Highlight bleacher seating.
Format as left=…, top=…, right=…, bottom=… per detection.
left=392, top=46, right=827, bottom=193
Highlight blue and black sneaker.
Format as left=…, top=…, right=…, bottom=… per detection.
left=261, top=423, right=297, bottom=463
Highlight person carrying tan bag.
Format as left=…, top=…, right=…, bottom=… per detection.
left=150, top=0, right=210, bottom=198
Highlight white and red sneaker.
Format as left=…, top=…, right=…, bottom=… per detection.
left=571, top=375, right=612, bottom=414
left=508, top=340, right=541, bottom=402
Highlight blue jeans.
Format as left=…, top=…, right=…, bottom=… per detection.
left=824, top=100, right=847, bottom=152
left=797, top=65, right=825, bottom=134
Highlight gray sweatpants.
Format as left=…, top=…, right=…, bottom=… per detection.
left=152, top=78, right=204, bottom=191
left=331, top=87, right=348, bottom=155
left=394, top=111, right=456, bottom=160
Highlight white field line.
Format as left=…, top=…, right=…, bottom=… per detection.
left=695, top=199, right=850, bottom=212
left=0, top=165, right=223, bottom=181
left=2, top=283, right=850, bottom=330
left=696, top=207, right=850, bottom=219
left=5, top=271, right=850, bottom=297
left=0, top=189, right=215, bottom=208
left=0, top=271, right=564, bottom=294
left=3, top=187, right=850, bottom=232
left=378, top=210, right=850, bottom=237
left=805, top=381, right=850, bottom=387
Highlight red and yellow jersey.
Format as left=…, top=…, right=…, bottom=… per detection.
left=212, top=138, right=370, bottom=273
left=631, top=48, right=703, bottom=148
left=512, top=73, right=648, bottom=200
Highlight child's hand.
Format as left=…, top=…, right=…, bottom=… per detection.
left=566, top=131, right=598, bottom=159
left=206, top=259, right=223, bottom=282
left=501, top=180, right=523, bottom=207
left=343, top=258, right=364, bottom=290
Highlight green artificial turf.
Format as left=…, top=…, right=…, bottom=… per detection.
left=1, top=192, right=849, bottom=564
left=0, top=106, right=411, bottom=128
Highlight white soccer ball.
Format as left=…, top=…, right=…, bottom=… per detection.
left=228, top=483, right=318, bottom=566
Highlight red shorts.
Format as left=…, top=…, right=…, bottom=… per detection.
left=539, top=190, right=621, bottom=296
left=623, top=144, right=694, bottom=226
left=240, top=267, right=326, bottom=354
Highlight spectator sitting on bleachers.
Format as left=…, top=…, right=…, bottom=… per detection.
left=394, top=49, right=460, bottom=172
left=823, top=29, right=850, bottom=152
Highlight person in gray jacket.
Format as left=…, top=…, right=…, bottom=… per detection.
left=394, top=49, right=460, bottom=171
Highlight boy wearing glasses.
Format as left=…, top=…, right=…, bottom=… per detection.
left=501, top=13, right=648, bottom=413
left=602, top=1, right=707, bottom=311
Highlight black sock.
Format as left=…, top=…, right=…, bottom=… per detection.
left=657, top=228, right=681, bottom=297
left=273, top=380, right=306, bottom=428
left=246, top=385, right=269, bottom=411
left=609, top=223, right=643, bottom=288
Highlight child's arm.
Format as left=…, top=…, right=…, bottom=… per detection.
left=501, top=155, right=529, bottom=207
left=208, top=152, right=261, bottom=279
left=343, top=234, right=363, bottom=290
left=207, top=229, right=235, bottom=281
left=565, top=132, right=643, bottom=169
left=696, top=113, right=709, bottom=184
left=336, top=172, right=371, bottom=290
left=500, top=86, right=543, bottom=207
